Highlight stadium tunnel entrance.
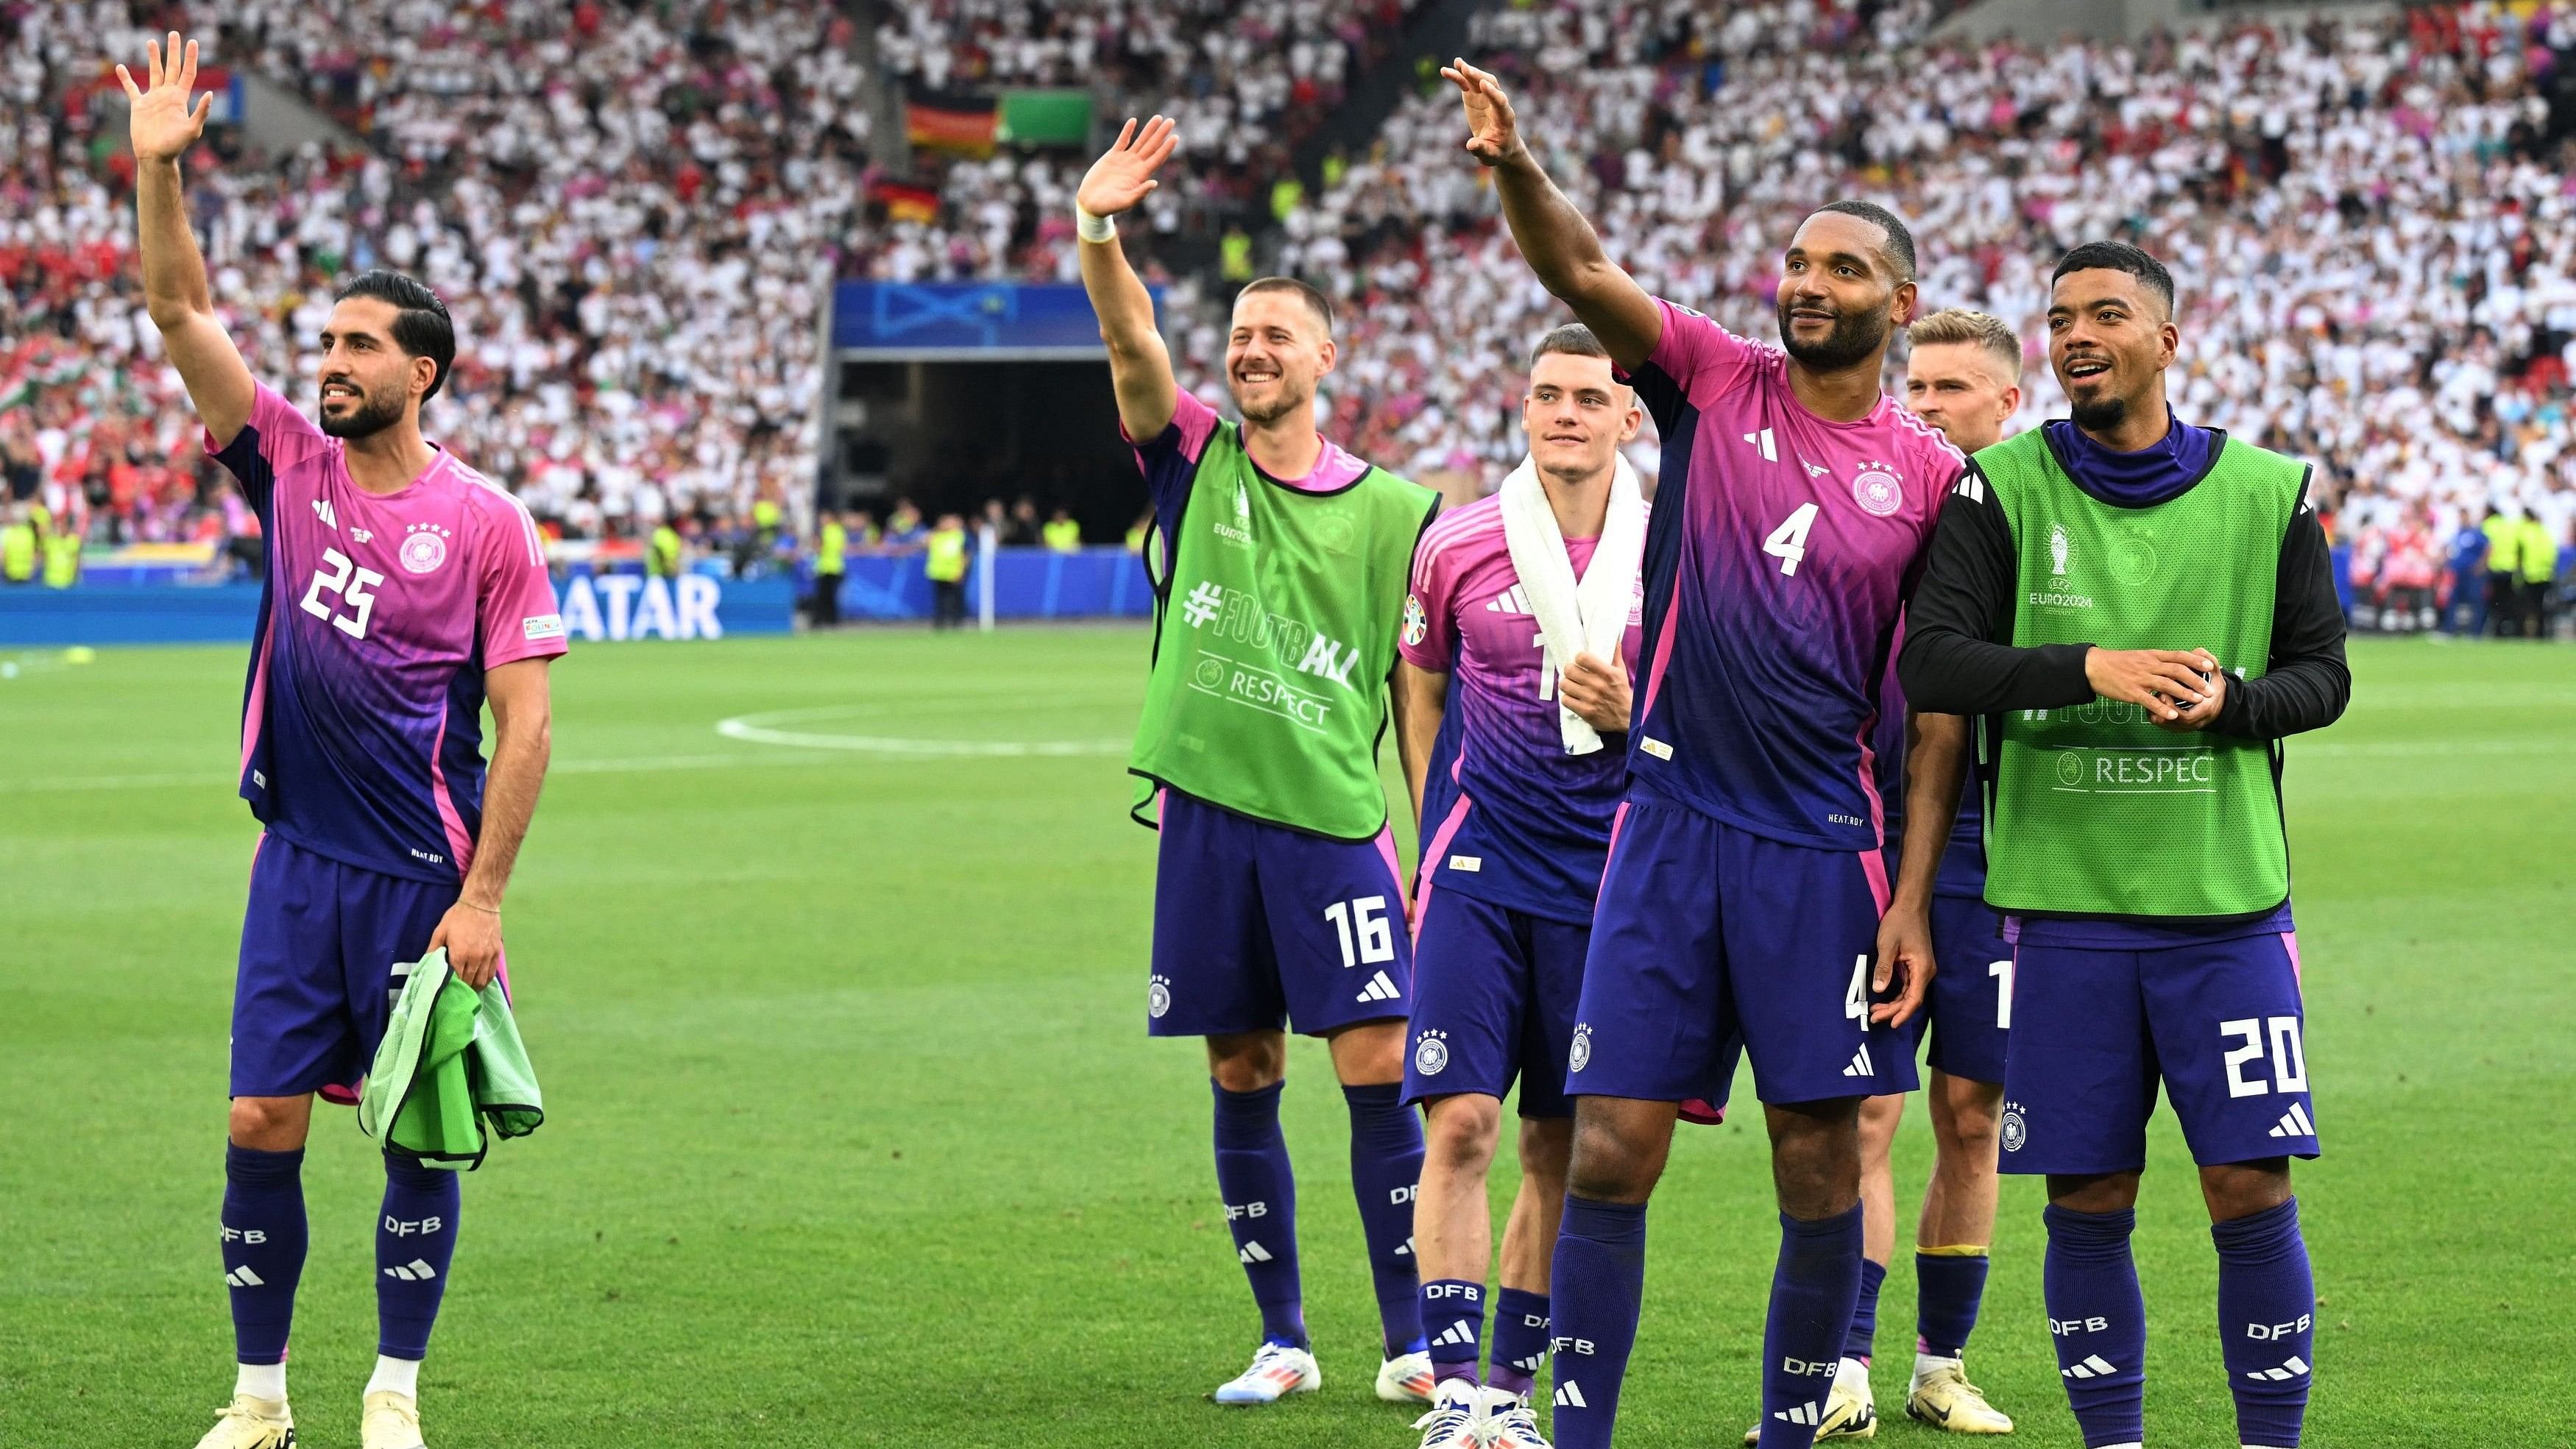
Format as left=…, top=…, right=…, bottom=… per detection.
left=819, top=282, right=1156, bottom=545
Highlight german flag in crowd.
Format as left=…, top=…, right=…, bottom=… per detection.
left=905, top=91, right=997, bottom=157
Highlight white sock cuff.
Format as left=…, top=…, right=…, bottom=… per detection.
left=234, top=1361, right=286, bottom=1401
left=366, top=1354, right=422, bottom=1399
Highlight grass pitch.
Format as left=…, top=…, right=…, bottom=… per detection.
left=1, top=628, right=2569, bottom=1447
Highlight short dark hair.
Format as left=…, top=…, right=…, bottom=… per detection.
left=2051, top=241, right=2176, bottom=316
left=1812, top=199, right=1917, bottom=283
left=1236, top=276, right=1334, bottom=337
left=332, top=269, right=456, bottom=400
left=1529, top=322, right=1609, bottom=366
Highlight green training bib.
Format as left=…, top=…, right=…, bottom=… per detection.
left=1130, top=422, right=1434, bottom=840
left=1977, top=428, right=2309, bottom=919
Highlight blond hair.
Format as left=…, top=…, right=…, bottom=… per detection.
left=1906, top=308, right=2021, bottom=383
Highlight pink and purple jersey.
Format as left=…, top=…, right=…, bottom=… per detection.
left=211, top=383, right=567, bottom=884
left=1624, top=299, right=1964, bottom=851
left=1401, top=494, right=1644, bottom=922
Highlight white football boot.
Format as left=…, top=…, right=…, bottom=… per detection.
left=1211, top=1341, right=1322, bottom=1406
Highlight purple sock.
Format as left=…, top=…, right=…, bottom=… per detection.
left=1211, top=1080, right=1306, bottom=1347
left=1423, top=1279, right=1485, bottom=1386
left=1914, top=1251, right=1990, bottom=1358
left=221, top=1144, right=308, bottom=1367
left=1759, top=1205, right=1864, bottom=1448
left=2043, top=1205, right=2147, bottom=1448
left=1842, top=1255, right=1887, bottom=1363
left=377, top=1154, right=461, bottom=1359
left=1488, top=1286, right=1551, bottom=1399
left=1547, top=1195, right=1645, bottom=1449
left=2213, top=1197, right=2313, bottom=1448
left=1343, top=1082, right=1427, bottom=1356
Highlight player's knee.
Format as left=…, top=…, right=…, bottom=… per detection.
left=1424, top=1096, right=1502, bottom=1169
left=1565, top=1114, right=1665, bottom=1203
left=2047, top=1171, right=2140, bottom=1214
left=1206, top=1032, right=1287, bottom=1092
left=227, top=1096, right=308, bottom=1150
left=2200, top=1159, right=2293, bottom=1222
left=1937, top=1098, right=2000, bottom=1157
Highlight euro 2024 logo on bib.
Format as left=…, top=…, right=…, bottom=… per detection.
left=1413, top=1029, right=1450, bottom=1077
left=400, top=522, right=452, bottom=574
left=1852, top=464, right=1903, bottom=517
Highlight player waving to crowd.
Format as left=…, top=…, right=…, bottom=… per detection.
left=1075, top=116, right=1446, bottom=1411
left=125, top=32, right=566, bottom=1449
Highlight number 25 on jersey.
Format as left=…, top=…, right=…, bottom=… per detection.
left=301, top=547, right=384, bottom=640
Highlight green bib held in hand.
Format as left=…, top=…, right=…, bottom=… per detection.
left=1976, top=428, right=2309, bottom=920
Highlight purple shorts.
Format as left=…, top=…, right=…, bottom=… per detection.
left=1401, top=887, right=1589, bottom=1119
left=1570, top=788, right=1917, bottom=1108
left=1998, top=930, right=2318, bottom=1175
left=1889, top=887, right=2012, bottom=1087
left=232, top=833, right=458, bottom=1099
left=1148, top=790, right=1414, bottom=1038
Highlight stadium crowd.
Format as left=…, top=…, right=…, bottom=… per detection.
left=1, top=0, right=2569, bottom=632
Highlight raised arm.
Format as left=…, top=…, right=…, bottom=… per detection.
left=1443, top=60, right=1661, bottom=373
left=1075, top=117, right=1182, bottom=442
left=120, top=33, right=254, bottom=448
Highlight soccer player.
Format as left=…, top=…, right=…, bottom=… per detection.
left=1076, top=116, right=1443, bottom=1407
left=1441, top=61, right=1966, bottom=1449
left=1393, top=324, right=1648, bottom=1449
left=124, top=35, right=566, bottom=1449
left=1763, top=310, right=2024, bottom=1441
left=1900, top=242, right=2349, bottom=1449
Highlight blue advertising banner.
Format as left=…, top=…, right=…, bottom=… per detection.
left=832, top=548, right=1153, bottom=620
left=0, top=578, right=799, bottom=648
left=829, top=282, right=1147, bottom=357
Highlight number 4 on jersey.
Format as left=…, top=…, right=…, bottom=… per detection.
left=1764, top=502, right=1819, bottom=576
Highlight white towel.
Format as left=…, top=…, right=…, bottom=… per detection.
left=1499, top=452, right=1646, bottom=755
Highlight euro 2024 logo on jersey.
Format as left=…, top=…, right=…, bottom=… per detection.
left=1414, top=1029, right=1449, bottom=1077
left=400, top=522, right=452, bottom=574
left=1401, top=594, right=1428, bottom=648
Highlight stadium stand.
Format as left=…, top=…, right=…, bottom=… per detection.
left=0, top=0, right=2569, bottom=631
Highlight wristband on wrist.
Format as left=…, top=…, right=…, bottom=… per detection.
left=1075, top=205, right=1115, bottom=244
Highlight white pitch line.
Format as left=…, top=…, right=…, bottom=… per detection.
left=0, top=751, right=844, bottom=795
left=714, top=714, right=1126, bottom=757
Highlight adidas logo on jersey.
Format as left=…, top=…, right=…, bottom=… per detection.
left=1431, top=1319, right=1476, bottom=1349
left=1743, top=428, right=1778, bottom=462
left=383, top=1258, right=439, bottom=1282
left=2246, top=1356, right=2311, bottom=1382
left=223, top=1266, right=266, bottom=1289
left=1553, top=1381, right=1588, bottom=1409
left=2062, top=1354, right=2118, bottom=1379
left=1841, top=1042, right=1875, bottom=1077
left=2268, top=1102, right=2315, bottom=1138
left=1356, top=970, right=1401, bottom=1004
left=1485, top=585, right=1533, bottom=615
left=1239, top=1241, right=1274, bottom=1264
left=1773, top=1401, right=1820, bottom=1426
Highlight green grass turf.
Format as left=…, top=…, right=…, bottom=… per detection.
left=0, top=629, right=2569, bottom=1447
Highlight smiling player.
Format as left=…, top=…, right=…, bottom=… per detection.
left=1443, top=60, right=1967, bottom=1449
left=1901, top=243, right=2349, bottom=1449
left=1076, top=116, right=1444, bottom=1409
left=1392, top=324, right=1646, bottom=1449
left=125, top=33, right=565, bottom=1449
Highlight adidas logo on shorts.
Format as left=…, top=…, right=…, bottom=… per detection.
left=1356, top=970, right=1401, bottom=1004
left=2268, top=1102, right=2315, bottom=1138
left=1841, top=1043, right=1875, bottom=1077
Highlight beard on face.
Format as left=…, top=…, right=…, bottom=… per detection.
left=318, top=383, right=406, bottom=439
left=2069, top=394, right=2131, bottom=432
left=1777, top=299, right=1889, bottom=374
left=1234, top=375, right=1309, bottom=428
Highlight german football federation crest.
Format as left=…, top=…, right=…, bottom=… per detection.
left=400, top=522, right=452, bottom=575
left=2000, top=1100, right=2027, bottom=1152
left=1413, top=1029, right=1449, bottom=1077
left=1852, top=467, right=1904, bottom=517
left=1568, top=1022, right=1593, bottom=1074
left=1147, top=974, right=1172, bottom=1020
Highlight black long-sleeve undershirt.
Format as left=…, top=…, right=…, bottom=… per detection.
left=1898, top=465, right=2350, bottom=740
